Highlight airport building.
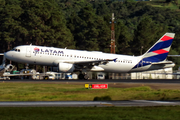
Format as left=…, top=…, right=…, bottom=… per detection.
left=131, top=68, right=173, bottom=79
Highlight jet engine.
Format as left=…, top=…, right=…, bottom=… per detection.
left=52, top=63, right=75, bottom=73
left=5, top=64, right=14, bottom=72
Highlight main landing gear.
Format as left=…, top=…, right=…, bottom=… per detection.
left=78, top=72, right=89, bottom=80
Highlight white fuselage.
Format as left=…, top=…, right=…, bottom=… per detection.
left=4, top=45, right=175, bottom=73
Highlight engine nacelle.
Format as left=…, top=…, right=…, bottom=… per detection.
left=5, top=64, right=14, bottom=72
left=52, top=63, right=75, bottom=73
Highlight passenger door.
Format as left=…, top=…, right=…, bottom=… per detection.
left=26, top=47, right=31, bottom=57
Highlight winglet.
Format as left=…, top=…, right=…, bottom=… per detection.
left=113, top=58, right=117, bottom=62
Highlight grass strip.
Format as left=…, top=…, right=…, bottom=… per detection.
left=0, top=106, right=180, bottom=120
left=0, top=82, right=180, bottom=101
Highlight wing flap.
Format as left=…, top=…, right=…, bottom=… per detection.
left=55, top=58, right=117, bottom=66
left=71, top=58, right=117, bottom=65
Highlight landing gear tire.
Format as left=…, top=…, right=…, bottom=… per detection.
left=78, top=73, right=89, bottom=80
left=78, top=74, right=84, bottom=79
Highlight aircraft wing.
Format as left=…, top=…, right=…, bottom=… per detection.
left=63, top=58, right=117, bottom=69
left=3, top=73, right=35, bottom=77
left=67, top=58, right=117, bottom=65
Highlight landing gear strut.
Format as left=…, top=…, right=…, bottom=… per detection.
left=78, top=72, right=89, bottom=80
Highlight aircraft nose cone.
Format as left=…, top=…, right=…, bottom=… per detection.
left=4, top=52, right=7, bottom=59
left=4, top=51, right=12, bottom=60
left=4, top=52, right=7, bottom=58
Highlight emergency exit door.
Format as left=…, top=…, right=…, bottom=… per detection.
left=26, top=47, right=31, bottom=57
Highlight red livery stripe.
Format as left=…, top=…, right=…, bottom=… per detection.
left=161, top=35, right=173, bottom=41
left=153, top=49, right=168, bottom=54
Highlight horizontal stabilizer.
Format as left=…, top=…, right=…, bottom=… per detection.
left=168, top=55, right=180, bottom=57
left=151, top=61, right=174, bottom=65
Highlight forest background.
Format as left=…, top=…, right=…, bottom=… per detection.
left=0, top=0, right=180, bottom=71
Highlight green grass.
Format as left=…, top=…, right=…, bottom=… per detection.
left=1, top=83, right=180, bottom=119
left=0, top=106, right=180, bottom=120
left=1, top=82, right=180, bottom=101
left=146, top=1, right=180, bottom=10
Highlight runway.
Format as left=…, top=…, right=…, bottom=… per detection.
left=0, top=100, right=180, bottom=107
left=1, top=79, right=180, bottom=83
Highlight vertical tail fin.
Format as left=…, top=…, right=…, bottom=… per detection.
left=142, top=33, right=175, bottom=62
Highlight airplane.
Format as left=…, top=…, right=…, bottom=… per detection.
left=0, top=64, right=15, bottom=77
left=4, top=32, right=175, bottom=79
left=0, top=54, right=15, bottom=77
left=0, top=54, right=36, bottom=80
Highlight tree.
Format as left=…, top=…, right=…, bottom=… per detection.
left=132, top=17, right=167, bottom=55
left=68, top=4, right=110, bottom=51
left=19, top=0, right=75, bottom=48
left=0, top=0, right=24, bottom=51
left=115, top=20, right=133, bottom=54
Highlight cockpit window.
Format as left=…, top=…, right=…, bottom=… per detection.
left=12, top=48, right=20, bottom=52
left=11, top=48, right=15, bottom=51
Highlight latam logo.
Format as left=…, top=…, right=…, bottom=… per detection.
left=34, top=47, right=64, bottom=54
left=34, top=47, right=39, bottom=52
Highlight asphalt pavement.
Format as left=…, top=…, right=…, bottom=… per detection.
left=0, top=100, right=180, bottom=107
